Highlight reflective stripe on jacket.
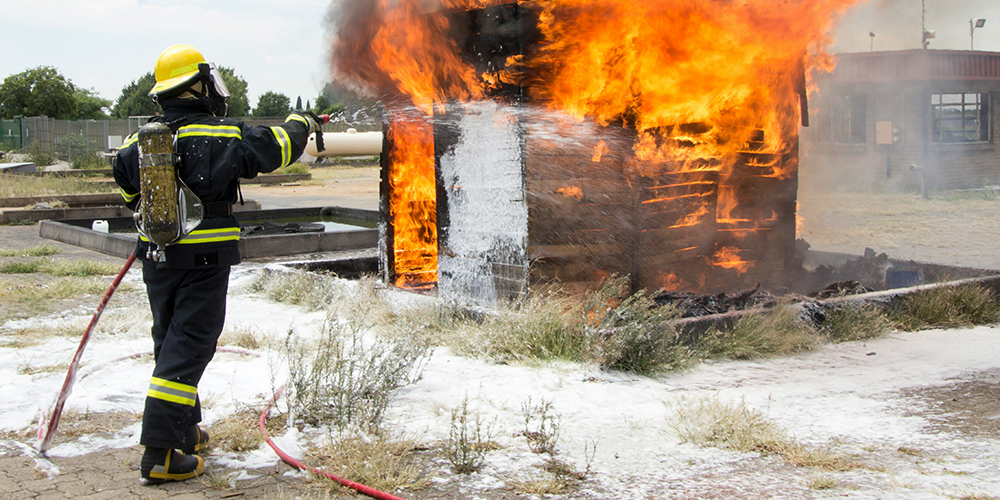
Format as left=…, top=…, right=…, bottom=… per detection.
left=113, top=101, right=311, bottom=269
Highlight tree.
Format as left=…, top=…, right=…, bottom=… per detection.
left=252, top=91, right=292, bottom=117
left=75, top=88, right=111, bottom=119
left=312, top=93, right=342, bottom=116
left=217, top=66, right=249, bottom=117
left=312, top=82, right=376, bottom=116
left=295, top=95, right=303, bottom=110
left=112, top=72, right=159, bottom=118
left=0, top=66, right=78, bottom=119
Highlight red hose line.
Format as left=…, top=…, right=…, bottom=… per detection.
left=37, top=252, right=137, bottom=453
left=258, top=386, right=406, bottom=500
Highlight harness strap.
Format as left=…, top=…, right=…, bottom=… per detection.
left=203, top=201, right=233, bottom=218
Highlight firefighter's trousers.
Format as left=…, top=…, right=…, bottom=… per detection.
left=139, top=262, right=230, bottom=449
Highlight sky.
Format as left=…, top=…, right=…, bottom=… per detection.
left=0, top=0, right=999, bottom=112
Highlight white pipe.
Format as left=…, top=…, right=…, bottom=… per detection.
left=304, top=128, right=383, bottom=157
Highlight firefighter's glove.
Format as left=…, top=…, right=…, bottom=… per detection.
left=296, top=111, right=324, bottom=135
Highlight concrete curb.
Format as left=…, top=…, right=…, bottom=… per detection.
left=38, top=206, right=379, bottom=260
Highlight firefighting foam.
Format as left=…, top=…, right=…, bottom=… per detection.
left=327, top=0, right=864, bottom=291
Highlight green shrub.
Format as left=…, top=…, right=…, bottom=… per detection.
left=891, top=283, right=1000, bottom=331
left=285, top=320, right=431, bottom=431
left=22, top=142, right=55, bottom=167
left=821, top=302, right=891, bottom=343
left=579, top=276, right=692, bottom=375
left=447, top=397, right=494, bottom=473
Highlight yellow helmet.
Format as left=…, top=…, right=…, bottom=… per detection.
left=149, top=44, right=207, bottom=97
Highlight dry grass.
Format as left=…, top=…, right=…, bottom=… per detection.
left=218, top=325, right=269, bottom=350
left=199, top=470, right=237, bottom=490
left=208, top=404, right=283, bottom=453
left=0, top=276, right=135, bottom=305
left=246, top=268, right=338, bottom=311
left=17, top=362, right=68, bottom=376
left=0, top=244, right=62, bottom=257
left=891, top=283, right=1000, bottom=331
left=439, top=292, right=585, bottom=364
left=440, top=276, right=694, bottom=375
left=0, top=258, right=122, bottom=277
left=668, top=395, right=858, bottom=472
left=50, top=409, right=142, bottom=438
left=807, top=471, right=837, bottom=490
left=0, top=173, right=115, bottom=198
left=698, top=302, right=817, bottom=360
left=508, top=475, right=567, bottom=495
left=307, top=433, right=425, bottom=495
left=0, top=321, right=85, bottom=348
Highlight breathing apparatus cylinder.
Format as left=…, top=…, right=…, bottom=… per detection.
left=136, top=122, right=203, bottom=262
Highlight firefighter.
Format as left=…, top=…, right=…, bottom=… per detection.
left=113, top=44, right=322, bottom=484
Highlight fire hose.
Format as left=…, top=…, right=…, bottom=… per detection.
left=33, top=249, right=402, bottom=499
left=259, top=386, right=406, bottom=500
left=37, top=252, right=137, bottom=453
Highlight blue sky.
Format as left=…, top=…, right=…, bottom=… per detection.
left=0, top=0, right=998, bottom=112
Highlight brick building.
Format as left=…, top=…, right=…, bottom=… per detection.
left=803, top=49, right=1000, bottom=190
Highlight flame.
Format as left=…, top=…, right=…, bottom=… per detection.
left=657, top=271, right=684, bottom=292
left=712, top=246, right=755, bottom=274
left=329, top=0, right=861, bottom=291
left=592, top=140, right=608, bottom=162
left=388, top=116, right=438, bottom=288
left=669, top=205, right=710, bottom=229
left=557, top=185, right=584, bottom=201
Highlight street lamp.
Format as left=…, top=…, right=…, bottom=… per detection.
left=971, top=18, right=986, bottom=50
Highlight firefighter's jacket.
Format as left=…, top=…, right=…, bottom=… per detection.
left=113, top=97, right=311, bottom=269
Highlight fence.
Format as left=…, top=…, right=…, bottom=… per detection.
left=1, top=118, right=21, bottom=151
left=4, top=114, right=383, bottom=161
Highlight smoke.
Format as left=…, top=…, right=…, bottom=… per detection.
left=834, top=0, right=1000, bottom=53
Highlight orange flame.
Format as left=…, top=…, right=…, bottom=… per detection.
left=329, top=0, right=862, bottom=292
left=712, top=246, right=755, bottom=274
left=658, top=271, right=685, bottom=292
left=557, top=185, right=584, bottom=201
left=388, top=116, right=437, bottom=288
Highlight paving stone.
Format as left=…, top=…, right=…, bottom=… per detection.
left=75, top=490, right=128, bottom=500
left=35, top=492, right=67, bottom=500
left=55, top=479, right=94, bottom=497
left=21, top=478, right=58, bottom=493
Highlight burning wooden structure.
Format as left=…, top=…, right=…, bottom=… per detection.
left=372, top=3, right=806, bottom=305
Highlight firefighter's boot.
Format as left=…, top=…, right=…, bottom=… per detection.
left=140, top=447, right=204, bottom=484
left=181, top=424, right=210, bottom=455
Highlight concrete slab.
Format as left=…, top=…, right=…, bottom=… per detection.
left=38, top=207, right=379, bottom=260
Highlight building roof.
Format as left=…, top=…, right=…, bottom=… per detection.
left=828, top=49, right=1000, bottom=83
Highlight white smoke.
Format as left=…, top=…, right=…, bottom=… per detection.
left=834, top=0, right=1000, bottom=53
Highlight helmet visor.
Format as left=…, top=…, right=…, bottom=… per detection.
left=207, top=63, right=230, bottom=98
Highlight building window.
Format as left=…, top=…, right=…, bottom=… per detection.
left=932, top=93, right=991, bottom=143
left=816, top=94, right=867, bottom=144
